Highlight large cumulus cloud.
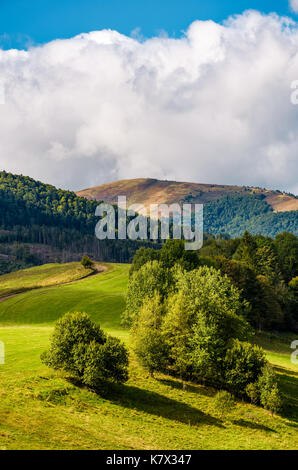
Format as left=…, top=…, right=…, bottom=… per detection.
left=0, top=10, right=298, bottom=193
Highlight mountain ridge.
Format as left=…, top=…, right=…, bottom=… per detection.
left=76, top=178, right=298, bottom=213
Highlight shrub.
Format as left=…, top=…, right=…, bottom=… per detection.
left=223, top=340, right=267, bottom=395
left=258, top=365, right=283, bottom=414
left=245, top=382, right=260, bottom=405
left=41, top=312, right=129, bottom=390
left=81, top=255, right=93, bottom=269
left=214, top=391, right=236, bottom=418
left=245, top=365, right=283, bottom=414
left=261, top=385, right=283, bottom=415
left=82, top=337, right=128, bottom=389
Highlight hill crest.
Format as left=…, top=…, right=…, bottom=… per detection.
left=76, top=178, right=298, bottom=213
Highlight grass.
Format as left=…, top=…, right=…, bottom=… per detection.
left=0, top=262, right=297, bottom=449
left=0, top=262, right=94, bottom=299
left=0, top=263, right=129, bottom=336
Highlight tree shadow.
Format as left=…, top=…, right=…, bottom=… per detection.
left=157, top=377, right=216, bottom=398
left=98, top=382, right=224, bottom=428
left=273, top=365, right=298, bottom=424
left=274, top=365, right=298, bottom=378
left=231, top=419, right=276, bottom=433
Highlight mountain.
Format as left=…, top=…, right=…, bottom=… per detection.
left=77, top=178, right=298, bottom=238
left=76, top=178, right=298, bottom=212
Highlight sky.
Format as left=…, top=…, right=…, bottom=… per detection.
left=0, top=2, right=298, bottom=194
left=0, top=0, right=298, bottom=48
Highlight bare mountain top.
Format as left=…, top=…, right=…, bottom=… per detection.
left=76, top=178, right=298, bottom=213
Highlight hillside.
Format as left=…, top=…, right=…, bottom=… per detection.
left=0, top=262, right=297, bottom=450
left=77, top=178, right=298, bottom=238
left=76, top=178, right=298, bottom=213
left=0, top=262, right=94, bottom=299
left=0, top=171, right=154, bottom=275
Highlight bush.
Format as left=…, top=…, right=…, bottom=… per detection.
left=81, top=255, right=93, bottom=269
left=41, top=312, right=129, bottom=390
left=245, top=365, right=283, bottom=414
left=214, top=391, right=236, bottom=418
left=223, top=340, right=267, bottom=395
left=261, top=385, right=283, bottom=415
left=82, top=337, right=128, bottom=389
left=258, top=365, right=283, bottom=414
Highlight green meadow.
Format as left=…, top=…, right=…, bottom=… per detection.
left=0, top=263, right=297, bottom=450
left=0, top=262, right=94, bottom=299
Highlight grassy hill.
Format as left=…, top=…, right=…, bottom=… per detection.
left=0, top=262, right=94, bottom=299
left=0, top=262, right=297, bottom=450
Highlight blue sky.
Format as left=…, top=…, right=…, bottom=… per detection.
left=0, top=0, right=296, bottom=49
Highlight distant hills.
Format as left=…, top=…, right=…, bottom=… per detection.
left=0, top=171, right=297, bottom=276
left=77, top=178, right=298, bottom=238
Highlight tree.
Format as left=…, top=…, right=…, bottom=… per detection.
left=81, top=254, right=94, bottom=269
left=162, top=266, right=251, bottom=386
left=41, top=312, right=129, bottom=390
left=160, top=239, right=199, bottom=271
left=122, top=260, right=173, bottom=327
left=274, top=232, right=298, bottom=282
left=255, top=245, right=280, bottom=284
left=233, top=231, right=257, bottom=269
left=253, top=275, right=283, bottom=330
left=132, top=294, right=169, bottom=376
left=129, top=247, right=160, bottom=276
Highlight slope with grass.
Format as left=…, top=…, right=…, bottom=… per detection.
left=0, top=262, right=95, bottom=299
left=0, top=262, right=297, bottom=450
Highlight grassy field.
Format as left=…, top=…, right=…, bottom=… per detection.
left=0, top=262, right=297, bottom=450
left=0, top=262, right=94, bottom=299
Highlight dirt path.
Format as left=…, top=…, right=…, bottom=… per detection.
left=0, top=264, right=108, bottom=304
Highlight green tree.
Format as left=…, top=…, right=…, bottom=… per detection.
left=122, top=260, right=173, bottom=327
left=132, top=295, right=169, bottom=376
left=255, top=245, right=280, bottom=283
left=160, top=239, right=199, bottom=271
left=163, top=267, right=250, bottom=385
left=253, top=275, right=283, bottom=330
left=129, top=247, right=160, bottom=276
left=274, top=232, right=298, bottom=282
left=41, top=312, right=129, bottom=389
left=233, top=231, right=257, bottom=268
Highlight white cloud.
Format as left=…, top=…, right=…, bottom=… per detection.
left=0, top=10, right=298, bottom=194
left=290, top=0, right=298, bottom=13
